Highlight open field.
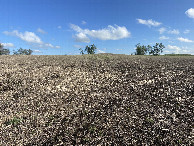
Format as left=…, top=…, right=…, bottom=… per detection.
left=0, top=54, right=193, bottom=145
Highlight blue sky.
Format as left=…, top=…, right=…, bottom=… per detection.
left=0, top=0, right=194, bottom=55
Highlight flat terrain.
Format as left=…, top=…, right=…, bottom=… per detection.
left=0, top=54, right=193, bottom=145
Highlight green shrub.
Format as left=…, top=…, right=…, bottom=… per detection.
left=13, top=48, right=33, bottom=55
left=0, top=43, right=10, bottom=55
left=4, top=117, right=22, bottom=126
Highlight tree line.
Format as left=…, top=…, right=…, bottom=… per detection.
left=1, top=42, right=165, bottom=56
left=0, top=43, right=33, bottom=55
left=79, top=43, right=165, bottom=55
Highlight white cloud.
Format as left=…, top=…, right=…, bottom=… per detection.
left=116, top=48, right=123, bottom=51
left=33, top=50, right=42, bottom=53
left=3, top=30, right=43, bottom=44
left=184, top=29, right=190, bottom=34
left=168, top=40, right=174, bottom=44
left=164, top=50, right=170, bottom=53
left=137, top=19, right=161, bottom=27
left=45, top=43, right=54, bottom=48
left=74, top=32, right=90, bottom=43
left=166, top=45, right=193, bottom=54
left=97, top=49, right=106, bottom=54
left=40, top=43, right=60, bottom=49
left=86, top=25, right=130, bottom=40
left=185, top=8, right=194, bottom=19
left=55, top=46, right=61, bottom=49
left=37, top=43, right=61, bottom=49
left=71, top=24, right=83, bottom=32
left=168, top=29, right=180, bottom=35
left=182, top=46, right=194, bottom=53
left=70, top=24, right=130, bottom=42
left=58, top=26, right=62, bottom=29
left=37, top=28, right=46, bottom=34
left=182, top=49, right=191, bottom=53
left=158, top=27, right=166, bottom=34
left=166, top=45, right=181, bottom=54
left=82, top=21, right=87, bottom=25
left=159, top=36, right=169, bottom=40
left=3, top=30, right=60, bottom=49
left=73, top=45, right=82, bottom=48
left=177, top=37, right=193, bottom=43
left=2, top=43, right=14, bottom=48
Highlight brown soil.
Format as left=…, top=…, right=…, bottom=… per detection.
left=0, top=54, right=193, bottom=145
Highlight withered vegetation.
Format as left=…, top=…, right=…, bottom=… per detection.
left=0, top=54, right=193, bottom=145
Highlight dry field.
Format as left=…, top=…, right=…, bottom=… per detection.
left=0, top=54, right=193, bottom=145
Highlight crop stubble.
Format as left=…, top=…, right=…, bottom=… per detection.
left=0, top=54, right=193, bottom=145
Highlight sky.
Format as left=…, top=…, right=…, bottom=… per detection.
left=0, top=0, right=194, bottom=55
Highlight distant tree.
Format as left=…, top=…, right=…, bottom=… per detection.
left=135, top=43, right=148, bottom=55
left=85, top=44, right=97, bottom=54
left=0, top=43, right=10, bottom=55
left=79, top=44, right=97, bottom=55
left=134, top=43, right=165, bottom=56
left=13, top=48, right=33, bottom=55
left=148, top=43, right=165, bottom=56
left=79, top=48, right=84, bottom=55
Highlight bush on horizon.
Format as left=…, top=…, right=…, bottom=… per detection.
left=0, top=43, right=10, bottom=55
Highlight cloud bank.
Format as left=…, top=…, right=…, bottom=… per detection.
left=166, top=45, right=192, bottom=54
left=166, top=45, right=181, bottom=54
